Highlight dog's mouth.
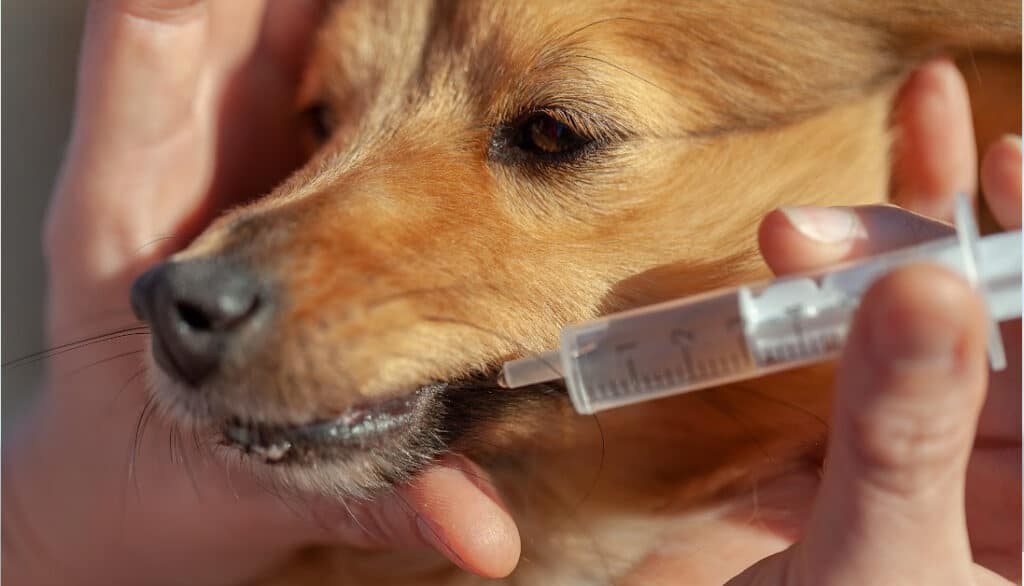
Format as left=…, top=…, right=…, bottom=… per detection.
left=164, top=364, right=567, bottom=497
left=219, top=384, right=444, bottom=465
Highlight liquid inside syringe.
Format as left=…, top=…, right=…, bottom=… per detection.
left=500, top=198, right=1022, bottom=415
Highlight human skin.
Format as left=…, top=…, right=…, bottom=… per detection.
left=3, top=1, right=1020, bottom=584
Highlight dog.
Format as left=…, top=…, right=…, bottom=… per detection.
left=128, top=1, right=1021, bottom=584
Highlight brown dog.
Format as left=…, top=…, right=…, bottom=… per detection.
left=127, top=1, right=1021, bottom=584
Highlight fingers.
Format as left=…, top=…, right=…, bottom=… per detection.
left=758, top=205, right=951, bottom=275
left=72, top=0, right=218, bottom=148
left=402, top=458, right=521, bottom=577
left=980, top=135, right=1022, bottom=229
left=45, top=1, right=205, bottom=334
left=52, top=0, right=268, bottom=214
left=891, top=59, right=977, bottom=221
left=314, top=457, right=521, bottom=578
left=795, top=265, right=988, bottom=583
left=257, top=0, right=328, bottom=79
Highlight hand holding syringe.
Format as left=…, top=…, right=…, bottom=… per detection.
left=500, top=195, right=1022, bottom=414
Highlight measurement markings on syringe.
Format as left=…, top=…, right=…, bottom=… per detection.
left=581, top=292, right=757, bottom=401
left=746, top=298, right=852, bottom=367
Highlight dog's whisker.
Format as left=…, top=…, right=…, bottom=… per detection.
left=61, top=349, right=146, bottom=379
left=177, top=422, right=205, bottom=503
left=252, top=473, right=316, bottom=530
left=696, top=392, right=774, bottom=463
left=555, top=16, right=651, bottom=46
left=726, top=385, right=829, bottom=430
left=3, top=327, right=150, bottom=370
left=574, top=53, right=675, bottom=99
left=128, top=390, right=160, bottom=498
left=223, top=449, right=243, bottom=502
left=110, top=366, right=150, bottom=410
left=131, top=234, right=178, bottom=256
left=167, top=423, right=176, bottom=465
left=363, top=285, right=463, bottom=311
left=50, top=306, right=145, bottom=333
left=191, top=425, right=204, bottom=455
left=386, top=487, right=435, bottom=546
left=338, top=494, right=374, bottom=541
left=568, top=413, right=606, bottom=512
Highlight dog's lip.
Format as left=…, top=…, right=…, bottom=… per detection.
left=221, top=386, right=437, bottom=463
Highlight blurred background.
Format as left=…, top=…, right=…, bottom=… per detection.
left=3, top=1, right=89, bottom=421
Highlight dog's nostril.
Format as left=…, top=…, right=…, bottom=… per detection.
left=174, top=292, right=259, bottom=332
left=177, top=301, right=212, bottom=330
left=167, top=263, right=264, bottom=334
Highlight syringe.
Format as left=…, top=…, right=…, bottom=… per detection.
left=499, top=196, right=1022, bottom=415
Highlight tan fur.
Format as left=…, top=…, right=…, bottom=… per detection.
left=152, top=1, right=1020, bottom=584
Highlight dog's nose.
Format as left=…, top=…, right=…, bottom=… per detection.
left=130, top=259, right=269, bottom=387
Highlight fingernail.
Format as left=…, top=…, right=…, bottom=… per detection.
left=780, top=206, right=867, bottom=243
left=417, top=516, right=467, bottom=567
left=999, top=134, right=1022, bottom=152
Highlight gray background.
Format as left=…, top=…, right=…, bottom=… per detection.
left=3, top=1, right=89, bottom=420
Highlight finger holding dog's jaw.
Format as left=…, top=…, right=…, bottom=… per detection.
left=312, top=457, right=521, bottom=579
left=403, top=458, right=521, bottom=578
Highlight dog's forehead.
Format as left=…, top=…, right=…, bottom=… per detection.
left=311, top=0, right=708, bottom=133
left=317, top=1, right=621, bottom=75
left=316, top=2, right=587, bottom=90
left=312, top=0, right=910, bottom=137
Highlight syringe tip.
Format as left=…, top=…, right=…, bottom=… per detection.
left=497, top=351, right=564, bottom=389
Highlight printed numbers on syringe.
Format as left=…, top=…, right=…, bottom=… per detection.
left=569, top=289, right=762, bottom=404
left=591, top=328, right=749, bottom=400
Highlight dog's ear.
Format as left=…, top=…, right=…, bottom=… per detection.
left=851, top=1, right=1020, bottom=55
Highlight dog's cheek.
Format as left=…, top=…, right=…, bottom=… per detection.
left=439, top=384, right=572, bottom=460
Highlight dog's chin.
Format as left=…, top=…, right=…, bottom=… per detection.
left=147, top=361, right=458, bottom=496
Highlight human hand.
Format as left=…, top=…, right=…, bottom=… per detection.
left=4, top=2, right=518, bottom=584
left=730, top=59, right=1021, bottom=584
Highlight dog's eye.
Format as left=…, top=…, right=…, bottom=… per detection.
left=489, top=108, right=613, bottom=167
left=515, top=113, right=592, bottom=158
left=302, top=102, right=336, bottom=144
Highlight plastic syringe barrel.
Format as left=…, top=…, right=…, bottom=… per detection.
left=500, top=197, right=1022, bottom=415
left=561, top=228, right=1019, bottom=414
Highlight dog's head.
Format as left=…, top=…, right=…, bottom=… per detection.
left=130, top=0, right=1019, bottom=496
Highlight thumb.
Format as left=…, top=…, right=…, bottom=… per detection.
left=797, top=265, right=989, bottom=584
